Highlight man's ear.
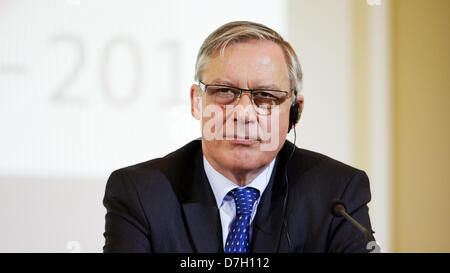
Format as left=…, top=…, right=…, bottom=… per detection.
left=190, top=84, right=201, bottom=120
left=297, top=93, right=304, bottom=115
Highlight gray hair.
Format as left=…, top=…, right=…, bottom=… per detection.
left=194, top=21, right=303, bottom=93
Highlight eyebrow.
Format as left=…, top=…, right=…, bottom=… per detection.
left=208, top=79, right=283, bottom=90
left=254, top=84, right=283, bottom=90
left=209, top=79, right=236, bottom=86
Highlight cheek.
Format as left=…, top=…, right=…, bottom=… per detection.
left=200, top=104, right=227, bottom=139
left=258, top=106, right=290, bottom=136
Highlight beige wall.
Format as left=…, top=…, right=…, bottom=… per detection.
left=351, top=0, right=392, bottom=251
left=289, top=0, right=450, bottom=252
left=392, top=0, right=450, bottom=252
left=288, top=0, right=392, bottom=250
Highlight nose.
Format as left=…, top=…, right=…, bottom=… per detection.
left=237, top=91, right=253, bottom=107
left=233, top=91, right=258, bottom=124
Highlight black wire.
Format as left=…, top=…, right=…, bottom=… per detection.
left=282, top=126, right=296, bottom=252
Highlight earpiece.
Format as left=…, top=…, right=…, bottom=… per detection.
left=288, top=93, right=301, bottom=132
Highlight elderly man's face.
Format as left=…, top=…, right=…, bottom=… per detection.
left=191, top=40, right=296, bottom=178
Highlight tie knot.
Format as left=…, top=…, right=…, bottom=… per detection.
left=230, top=187, right=260, bottom=215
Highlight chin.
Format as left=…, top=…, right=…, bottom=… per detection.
left=206, top=140, right=275, bottom=171
left=227, top=154, right=262, bottom=170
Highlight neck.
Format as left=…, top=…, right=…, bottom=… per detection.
left=204, top=155, right=269, bottom=187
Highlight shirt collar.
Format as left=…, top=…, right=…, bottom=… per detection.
left=203, top=155, right=276, bottom=208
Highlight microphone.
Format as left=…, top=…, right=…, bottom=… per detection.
left=331, top=200, right=375, bottom=243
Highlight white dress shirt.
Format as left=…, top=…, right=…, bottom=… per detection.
left=203, top=156, right=276, bottom=248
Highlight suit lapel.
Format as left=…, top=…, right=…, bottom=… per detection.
left=180, top=150, right=222, bottom=253
left=251, top=142, right=291, bottom=253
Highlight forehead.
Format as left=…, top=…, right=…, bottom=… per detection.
left=202, top=40, right=290, bottom=88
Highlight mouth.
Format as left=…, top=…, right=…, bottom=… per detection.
left=224, top=134, right=260, bottom=145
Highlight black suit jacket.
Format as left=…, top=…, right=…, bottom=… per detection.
left=103, top=139, right=374, bottom=253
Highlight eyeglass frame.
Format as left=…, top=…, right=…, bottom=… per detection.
left=197, top=81, right=297, bottom=109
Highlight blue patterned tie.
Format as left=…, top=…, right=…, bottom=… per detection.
left=224, top=187, right=260, bottom=253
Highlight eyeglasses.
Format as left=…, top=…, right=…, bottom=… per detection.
left=198, top=81, right=294, bottom=113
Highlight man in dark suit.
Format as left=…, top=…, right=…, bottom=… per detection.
left=103, top=21, right=374, bottom=253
